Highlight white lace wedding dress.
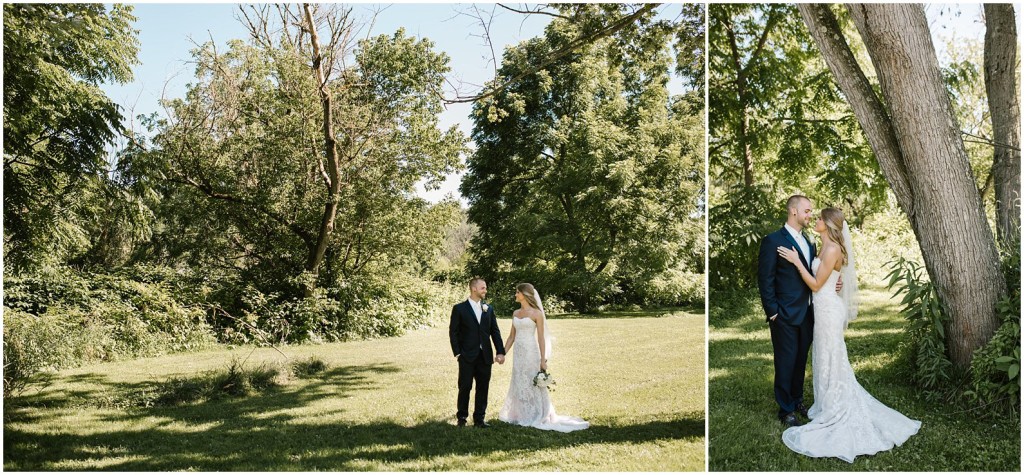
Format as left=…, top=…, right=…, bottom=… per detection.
left=498, top=316, right=589, bottom=432
left=782, top=260, right=921, bottom=462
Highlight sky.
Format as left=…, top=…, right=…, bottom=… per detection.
left=100, top=2, right=687, bottom=204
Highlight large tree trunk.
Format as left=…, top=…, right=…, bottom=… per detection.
left=983, top=3, right=1021, bottom=248
left=800, top=3, right=1005, bottom=369
left=303, top=3, right=342, bottom=297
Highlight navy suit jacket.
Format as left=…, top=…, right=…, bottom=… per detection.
left=449, top=300, right=505, bottom=363
left=758, top=227, right=815, bottom=325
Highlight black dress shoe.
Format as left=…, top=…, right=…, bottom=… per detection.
left=457, top=419, right=467, bottom=427
left=780, top=412, right=804, bottom=427
left=474, top=421, right=491, bottom=428
left=796, top=403, right=809, bottom=420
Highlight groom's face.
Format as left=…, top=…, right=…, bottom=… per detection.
left=471, top=281, right=487, bottom=300
left=792, top=199, right=814, bottom=230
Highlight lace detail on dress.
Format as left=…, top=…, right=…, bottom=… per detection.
left=782, top=260, right=920, bottom=462
left=498, top=317, right=589, bottom=432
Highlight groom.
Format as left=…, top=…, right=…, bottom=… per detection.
left=449, top=277, right=505, bottom=428
left=758, top=195, right=816, bottom=428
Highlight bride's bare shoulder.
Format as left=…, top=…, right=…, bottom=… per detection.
left=821, top=242, right=841, bottom=255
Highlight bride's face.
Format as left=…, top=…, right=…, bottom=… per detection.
left=514, top=290, right=523, bottom=303
left=813, top=214, right=827, bottom=235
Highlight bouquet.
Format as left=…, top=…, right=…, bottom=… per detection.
left=533, top=370, right=556, bottom=391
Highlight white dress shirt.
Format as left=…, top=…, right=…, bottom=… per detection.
left=468, top=298, right=482, bottom=324
left=784, top=223, right=811, bottom=265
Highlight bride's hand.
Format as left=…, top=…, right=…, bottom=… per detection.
left=777, top=246, right=800, bottom=265
left=540, top=360, right=548, bottom=372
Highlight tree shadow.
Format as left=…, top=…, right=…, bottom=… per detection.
left=554, top=305, right=703, bottom=320
left=5, top=361, right=700, bottom=471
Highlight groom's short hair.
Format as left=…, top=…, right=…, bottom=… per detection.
left=469, top=277, right=485, bottom=289
left=787, top=194, right=810, bottom=211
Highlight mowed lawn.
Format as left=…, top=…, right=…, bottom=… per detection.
left=708, top=286, right=1020, bottom=472
left=4, top=308, right=705, bottom=471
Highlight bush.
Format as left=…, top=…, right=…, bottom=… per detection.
left=113, top=357, right=328, bottom=408
left=885, top=257, right=953, bottom=398
left=888, top=247, right=1022, bottom=417
left=219, top=274, right=465, bottom=344
left=629, top=269, right=705, bottom=307
left=291, top=356, right=328, bottom=378
left=3, top=266, right=216, bottom=398
left=965, top=245, right=1021, bottom=415
left=966, top=295, right=1021, bottom=415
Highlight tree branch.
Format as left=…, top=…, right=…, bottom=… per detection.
left=443, top=3, right=657, bottom=104
left=496, top=3, right=571, bottom=20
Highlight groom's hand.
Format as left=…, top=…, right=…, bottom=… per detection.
left=836, top=275, right=844, bottom=292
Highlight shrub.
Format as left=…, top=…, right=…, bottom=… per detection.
left=888, top=247, right=1022, bottom=417
left=116, top=357, right=327, bottom=408
left=220, top=274, right=465, bottom=344
left=628, top=269, right=705, bottom=307
left=964, top=245, right=1021, bottom=415
left=3, top=266, right=216, bottom=398
left=291, top=356, right=328, bottom=378
left=885, top=257, right=953, bottom=398
left=966, top=296, right=1021, bottom=415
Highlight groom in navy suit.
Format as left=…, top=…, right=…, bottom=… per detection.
left=758, top=195, right=816, bottom=427
left=450, top=277, right=505, bottom=428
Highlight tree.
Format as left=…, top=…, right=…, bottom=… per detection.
left=463, top=4, right=703, bottom=312
left=798, top=3, right=1007, bottom=368
left=3, top=4, right=140, bottom=271
left=123, top=4, right=465, bottom=300
left=707, top=4, right=886, bottom=290
left=673, top=3, right=707, bottom=95
left=982, top=4, right=1021, bottom=249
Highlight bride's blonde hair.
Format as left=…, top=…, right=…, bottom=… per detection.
left=516, top=283, right=542, bottom=311
left=821, top=207, right=848, bottom=266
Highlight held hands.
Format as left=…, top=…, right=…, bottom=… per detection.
left=496, top=354, right=505, bottom=365
left=777, top=246, right=801, bottom=265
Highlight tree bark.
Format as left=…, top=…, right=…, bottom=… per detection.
left=303, top=3, right=342, bottom=297
left=801, top=3, right=1005, bottom=368
left=983, top=3, right=1021, bottom=248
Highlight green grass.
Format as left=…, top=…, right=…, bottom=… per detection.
left=4, top=307, right=705, bottom=471
left=709, top=286, right=1020, bottom=471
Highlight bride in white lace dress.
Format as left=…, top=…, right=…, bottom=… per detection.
left=498, top=283, right=589, bottom=432
left=776, top=207, right=920, bottom=463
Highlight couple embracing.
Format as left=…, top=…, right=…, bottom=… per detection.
left=758, top=195, right=921, bottom=463
left=449, top=278, right=588, bottom=432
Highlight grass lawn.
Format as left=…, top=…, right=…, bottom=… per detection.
left=4, top=307, right=705, bottom=471
left=708, top=285, right=1020, bottom=471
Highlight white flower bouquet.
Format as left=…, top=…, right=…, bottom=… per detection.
left=533, top=370, right=556, bottom=391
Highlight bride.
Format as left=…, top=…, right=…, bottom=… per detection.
left=498, top=283, right=589, bottom=432
left=776, top=207, right=920, bottom=463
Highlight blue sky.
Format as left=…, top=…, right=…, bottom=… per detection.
left=100, top=3, right=686, bottom=203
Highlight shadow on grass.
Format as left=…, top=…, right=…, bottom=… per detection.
left=553, top=305, right=703, bottom=320
left=5, top=361, right=702, bottom=471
